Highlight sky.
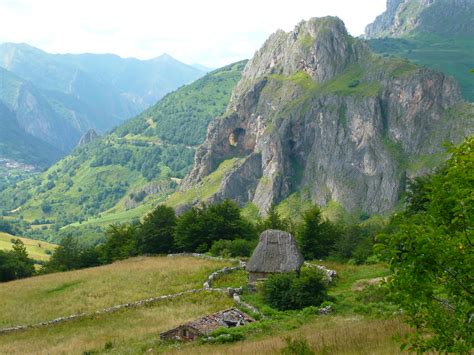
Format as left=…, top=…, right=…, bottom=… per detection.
left=0, top=0, right=387, bottom=68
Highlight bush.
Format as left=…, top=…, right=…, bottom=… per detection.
left=263, top=269, right=328, bottom=310
left=0, top=239, right=35, bottom=282
left=281, top=336, right=314, bottom=355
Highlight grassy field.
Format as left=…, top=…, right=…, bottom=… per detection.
left=0, top=256, right=231, bottom=327
left=0, top=232, right=56, bottom=262
left=0, top=255, right=407, bottom=354
left=170, top=316, right=408, bottom=354
left=0, top=291, right=233, bottom=355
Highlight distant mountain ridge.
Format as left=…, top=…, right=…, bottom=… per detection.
left=0, top=43, right=205, bottom=166
left=364, top=0, right=474, bottom=101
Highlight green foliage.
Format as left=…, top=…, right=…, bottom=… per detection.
left=263, top=269, right=328, bottom=311
left=139, top=205, right=176, bottom=254
left=202, top=333, right=245, bottom=344
left=101, top=223, right=140, bottom=263
left=0, top=239, right=35, bottom=282
left=115, top=61, right=246, bottom=146
left=174, top=200, right=257, bottom=252
left=281, top=337, right=314, bottom=355
left=257, top=204, right=294, bottom=235
left=377, top=136, right=474, bottom=352
left=333, top=224, right=383, bottom=264
left=45, top=236, right=101, bottom=272
left=296, top=206, right=342, bottom=260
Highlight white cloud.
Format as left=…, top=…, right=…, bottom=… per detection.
left=0, top=0, right=386, bottom=67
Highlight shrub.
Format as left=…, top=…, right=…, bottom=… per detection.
left=263, top=269, right=328, bottom=310
left=281, top=336, right=314, bottom=355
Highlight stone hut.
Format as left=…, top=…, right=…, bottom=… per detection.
left=246, top=229, right=304, bottom=283
left=160, top=308, right=254, bottom=342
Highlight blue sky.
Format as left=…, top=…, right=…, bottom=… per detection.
left=0, top=0, right=387, bottom=67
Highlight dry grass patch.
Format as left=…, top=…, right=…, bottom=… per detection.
left=0, top=232, right=56, bottom=262
left=0, top=291, right=234, bottom=355
left=0, top=256, right=231, bottom=327
left=171, top=316, right=409, bottom=354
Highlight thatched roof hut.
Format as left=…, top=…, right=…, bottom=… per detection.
left=246, top=229, right=304, bottom=283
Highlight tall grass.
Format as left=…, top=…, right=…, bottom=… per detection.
left=0, top=256, right=230, bottom=327
left=169, top=316, right=409, bottom=354
left=0, top=291, right=233, bottom=354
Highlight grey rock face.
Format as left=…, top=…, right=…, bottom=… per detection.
left=77, top=129, right=99, bottom=146
left=182, top=16, right=473, bottom=215
left=364, top=0, right=474, bottom=39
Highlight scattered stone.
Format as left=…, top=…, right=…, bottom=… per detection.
left=318, top=305, right=333, bottom=315
left=304, top=262, right=337, bottom=283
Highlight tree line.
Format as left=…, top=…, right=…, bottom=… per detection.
left=0, top=196, right=384, bottom=280
left=40, top=199, right=382, bottom=274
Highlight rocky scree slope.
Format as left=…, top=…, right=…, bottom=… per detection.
left=181, top=17, right=473, bottom=215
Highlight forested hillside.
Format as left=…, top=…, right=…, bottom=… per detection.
left=0, top=61, right=246, bottom=243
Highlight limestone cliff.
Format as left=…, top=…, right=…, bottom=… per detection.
left=181, top=17, right=473, bottom=215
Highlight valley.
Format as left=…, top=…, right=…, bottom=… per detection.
left=0, top=0, right=473, bottom=353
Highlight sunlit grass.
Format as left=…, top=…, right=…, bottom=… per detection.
left=0, top=232, right=56, bottom=261
left=0, top=256, right=231, bottom=327
left=0, top=291, right=233, bottom=355
left=169, top=316, right=408, bottom=354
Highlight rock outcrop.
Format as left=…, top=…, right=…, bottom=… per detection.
left=365, top=0, right=474, bottom=39
left=77, top=129, right=99, bottom=146
left=181, top=16, right=473, bottom=215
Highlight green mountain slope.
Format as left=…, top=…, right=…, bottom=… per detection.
left=365, top=0, right=474, bottom=101
left=0, top=61, right=246, bottom=242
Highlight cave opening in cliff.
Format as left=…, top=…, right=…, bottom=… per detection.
left=229, top=128, right=246, bottom=147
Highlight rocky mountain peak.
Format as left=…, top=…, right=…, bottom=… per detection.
left=179, top=16, right=472, bottom=217
left=77, top=129, right=99, bottom=146
left=230, top=17, right=366, bottom=109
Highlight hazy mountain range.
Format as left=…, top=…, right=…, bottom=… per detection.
left=0, top=43, right=206, bottom=167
